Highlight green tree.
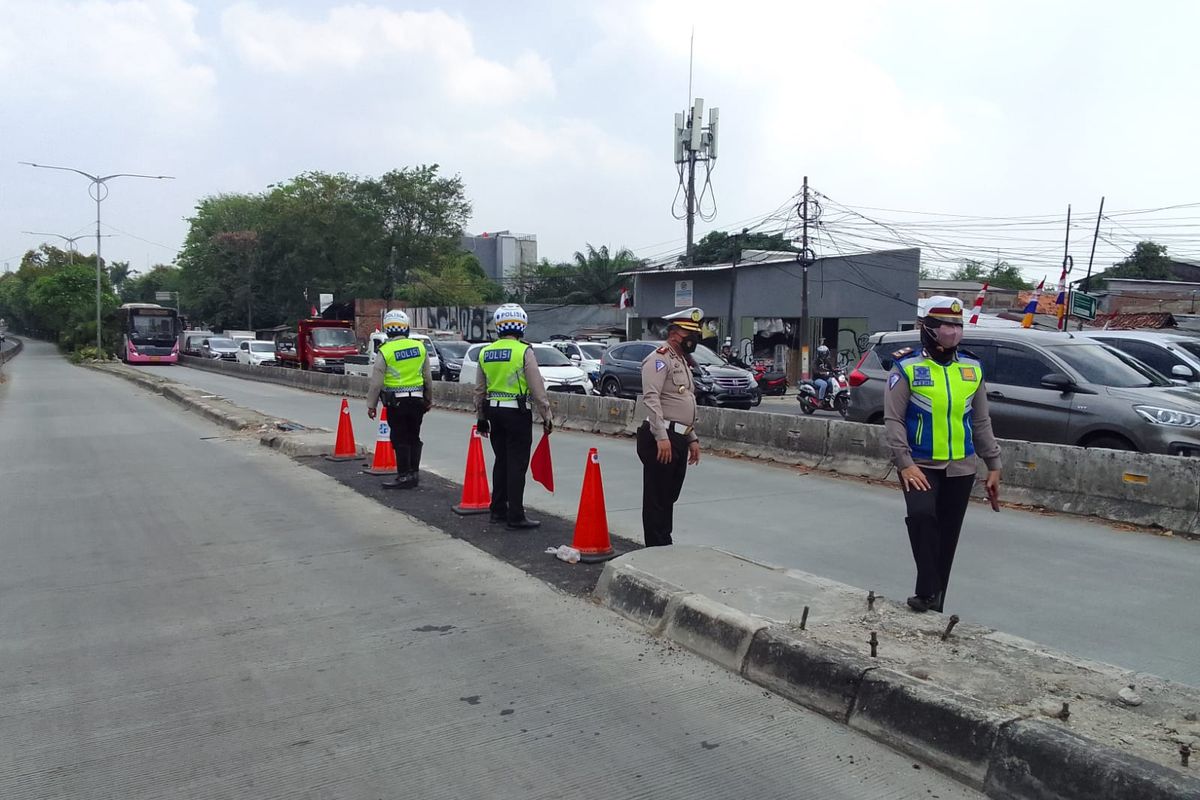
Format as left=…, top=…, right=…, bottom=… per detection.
left=950, top=259, right=1030, bottom=290
left=1100, top=240, right=1174, bottom=282
left=689, top=230, right=797, bottom=265
left=402, top=252, right=501, bottom=306
left=0, top=245, right=120, bottom=352
left=122, top=265, right=184, bottom=304
left=522, top=245, right=642, bottom=304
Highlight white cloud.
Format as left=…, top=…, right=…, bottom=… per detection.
left=0, top=0, right=215, bottom=122
left=220, top=4, right=554, bottom=105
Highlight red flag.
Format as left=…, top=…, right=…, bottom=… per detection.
left=310, top=305, right=319, bottom=317
left=530, top=432, right=554, bottom=492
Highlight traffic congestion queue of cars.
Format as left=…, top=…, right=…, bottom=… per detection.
left=846, top=327, right=1200, bottom=456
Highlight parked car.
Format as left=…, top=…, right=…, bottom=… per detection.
left=410, top=332, right=441, bottom=380
left=597, top=341, right=760, bottom=409
left=435, top=340, right=470, bottom=382
left=460, top=343, right=593, bottom=394
left=846, top=328, right=1200, bottom=456
left=546, top=339, right=608, bottom=388
left=180, top=330, right=214, bottom=356
left=235, top=339, right=277, bottom=366
left=200, top=337, right=239, bottom=361
left=1078, top=330, right=1200, bottom=386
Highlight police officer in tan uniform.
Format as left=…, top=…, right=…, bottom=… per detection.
left=636, top=307, right=704, bottom=546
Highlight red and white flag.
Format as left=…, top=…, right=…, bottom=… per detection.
left=310, top=305, right=319, bottom=317
left=968, top=282, right=988, bottom=326
left=618, top=288, right=632, bottom=309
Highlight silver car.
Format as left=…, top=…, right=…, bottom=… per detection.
left=1079, top=330, right=1200, bottom=386
left=846, top=328, right=1200, bottom=456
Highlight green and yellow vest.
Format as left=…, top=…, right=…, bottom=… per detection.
left=380, top=337, right=426, bottom=391
left=479, top=339, right=530, bottom=400
left=898, top=351, right=983, bottom=461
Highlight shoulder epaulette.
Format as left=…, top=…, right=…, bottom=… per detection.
left=656, top=346, right=669, bottom=354
left=892, top=346, right=915, bottom=359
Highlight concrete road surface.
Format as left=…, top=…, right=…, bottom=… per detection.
left=134, top=360, right=1200, bottom=686
left=0, top=341, right=978, bottom=799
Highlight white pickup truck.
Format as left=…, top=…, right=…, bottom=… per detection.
left=344, top=331, right=441, bottom=379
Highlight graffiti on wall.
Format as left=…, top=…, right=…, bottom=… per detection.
left=406, top=306, right=494, bottom=340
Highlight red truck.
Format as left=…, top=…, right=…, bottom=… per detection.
left=275, top=319, right=359, bottom=373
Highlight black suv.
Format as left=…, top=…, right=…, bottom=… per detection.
left=598, top=341, right=760, bottom=409
left=846, top=328, right=1200, bottom=455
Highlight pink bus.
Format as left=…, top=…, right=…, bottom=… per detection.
left=119, top=303, right=180, bottom=364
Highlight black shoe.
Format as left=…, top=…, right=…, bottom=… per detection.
left=408, top=471, right=420, bottom=488
left=489, top=513, right=506, bottom=524
left=506, top=518, right=541, bottom=530
left=907, top=595, right=937, bottom=613
left=382, top=476, right=414, bottom=490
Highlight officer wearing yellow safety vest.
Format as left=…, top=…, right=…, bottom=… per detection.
left=474, top=304, right=552, bottom=529
left=367, top=309, right=433, bottom=489
left=884, top=295, right=1002, bottom=614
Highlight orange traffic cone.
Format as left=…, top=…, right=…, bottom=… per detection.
left=324, top=398, right=358, bottom=461
left=363, top=406, right=397, bottom=475
left=571, top=448, right=616, bottom=562
left=451, top=424, right=492, bottom=515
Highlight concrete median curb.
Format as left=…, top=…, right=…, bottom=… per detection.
left=596, top=548, right=1200, bottom=800
left=164, top=356, right=1200, bottom=535
left=0, top=334, right=22, bottom=366
left=87, top=361, right=368, bottom=458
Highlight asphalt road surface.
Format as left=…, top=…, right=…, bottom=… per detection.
left=0, top=342, right=979, bottom=798
left=134, top=360, right=1200, bottom=686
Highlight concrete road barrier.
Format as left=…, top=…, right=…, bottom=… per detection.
left=172, top=356, right=1200, bottom=535
left=598, top=546, right=1200, bottom=800
left=0, top=335, right=22, bottom=366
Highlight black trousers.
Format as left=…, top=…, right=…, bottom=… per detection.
left=385, top=397, right=426, bottom=475
left=637, top=422, right=689, bottom=547
left=485, top=406, right=533, bottom=522
left=903, top=467, right=975, bottom=604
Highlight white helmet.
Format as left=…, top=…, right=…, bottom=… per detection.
left=382, top=309, right=410, bottom=337
left=493, top=303, right=528, bottom=336
left=817, top=344, right=829, bottom=354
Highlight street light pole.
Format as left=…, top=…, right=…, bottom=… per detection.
left=20, top=162, right=173, bottom=355
left=22, top=231, right=113, bottom=266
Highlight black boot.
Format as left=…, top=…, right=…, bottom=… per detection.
left=410, top=442, right=422, bottom=487
left=383, top=474, right=414, bottom=490
left=907, top=595, right=937, bottom=613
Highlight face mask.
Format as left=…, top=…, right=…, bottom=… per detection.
left=680, top=336, right=698, bottom=354
left=926, top=323, right=963, bottom=350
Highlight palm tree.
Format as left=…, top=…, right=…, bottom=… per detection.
left=565, top=244, right=640, bottom=304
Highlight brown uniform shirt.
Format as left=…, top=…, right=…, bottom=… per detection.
left=472, top=341, right=552, bottom=421
left=883, top=348, right=1002, bottom=477
left=641, top=345, right=698, bottom=443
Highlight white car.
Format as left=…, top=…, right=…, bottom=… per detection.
left=343, top=330, right=442, bottom=379
left=1079, top=330, right=1200, bottom=386
left=461, top=343, right=594, bottom=395
left=546, top=340, right=607, bottom=389
left=236, top=339, right=277, bottom=366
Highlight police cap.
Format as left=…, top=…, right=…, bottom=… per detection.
left=663, top=307, right=704, bottom=333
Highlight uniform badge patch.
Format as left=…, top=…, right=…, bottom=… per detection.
left=959, top=366, right=977, bottom=381
left=888, top=373, right=901, bottom=390
left=655, top=359, right=665, bottom=372
left=911, top=366, right=935, bottom=387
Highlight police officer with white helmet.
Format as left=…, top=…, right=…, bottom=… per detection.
left=474, top=304, right=552, bottom=529
left=367, top=309, right=432, bottom=489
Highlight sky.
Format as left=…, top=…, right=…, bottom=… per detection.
left=3, top=0, right=1200, bottom=283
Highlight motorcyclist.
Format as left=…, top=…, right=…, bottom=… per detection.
left=812, top=344, right=834, bottom=405
left=720, top=338, right=750, bottom=369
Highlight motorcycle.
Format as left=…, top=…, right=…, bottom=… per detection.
left=797, top=370, right=850, bottom=417
left=751, top=362, right=789, bottom=396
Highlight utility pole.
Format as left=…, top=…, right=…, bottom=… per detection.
left=725, top=228, right=748, bottom=346
left=673, top=100, right=719, bottom=265
left=387, top=243, right=397, bottom=302
left=1082, top=196, right=1105, bottom=293
left=797, top=176, right=816, bottom=379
